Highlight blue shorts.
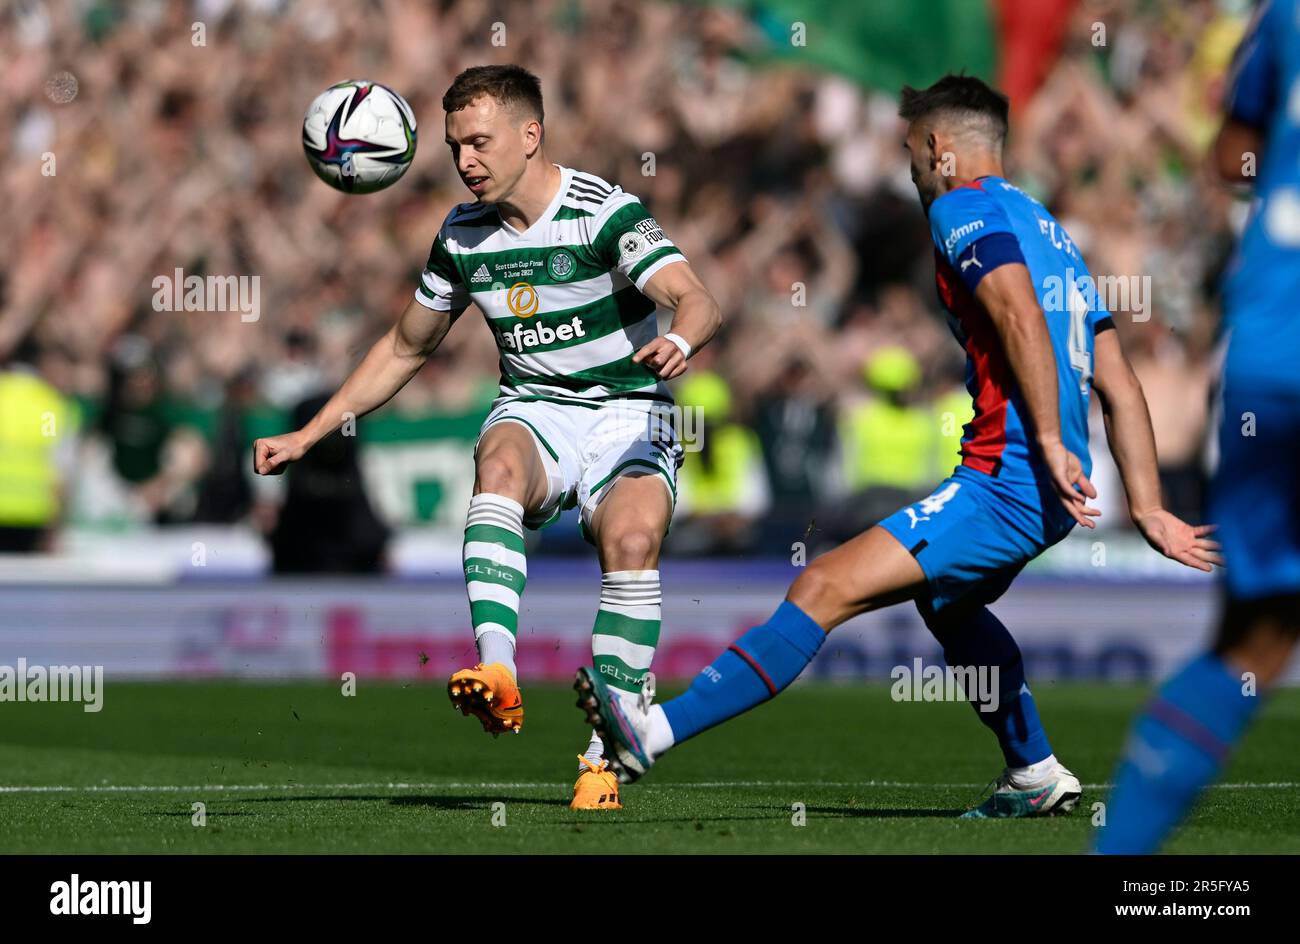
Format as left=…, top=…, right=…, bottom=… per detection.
left=1210, top=387, right=1300, bottom=600
left=879, top=465, right=1074, bottom=615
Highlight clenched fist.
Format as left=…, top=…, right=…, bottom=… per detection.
left=253, top=430, right=312, bottom=475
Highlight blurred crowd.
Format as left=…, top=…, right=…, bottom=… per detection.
left=0, top=0, right=1252, bottom=563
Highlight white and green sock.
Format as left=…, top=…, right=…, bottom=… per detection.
left=463, top=493, right=527, bottom=680
left=593, top=569, right=661, bottom=694
left=584, top=570, right=661, bottom=767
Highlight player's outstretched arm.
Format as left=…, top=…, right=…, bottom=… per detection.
left=1091, top=328, right=1222, bottom=572
left=253, top=298, right=454, bottom=475
left=974, top=262, right=1099, bottom=528
left=632, top=262, right=722, bottom=380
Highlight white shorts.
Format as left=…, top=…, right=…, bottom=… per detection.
left=476, top=397, right=684, bottom=539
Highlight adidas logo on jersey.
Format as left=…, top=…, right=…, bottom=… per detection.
left=500, top=316, right=587, bottom=350
left=470, top=264, right=492, bottom=284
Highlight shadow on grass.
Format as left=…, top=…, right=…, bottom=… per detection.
left=187, top=795, right=967, bottom=821
left=390, top=795, right=573, bottom=811
left=194, top=793, right=791, bottom=824
left=560, top=813, right=785, bottom=826
left=220, top=793, right=574, bottom=810
left=805, top=806, right=966, bottom=818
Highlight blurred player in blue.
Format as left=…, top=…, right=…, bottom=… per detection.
left=1096, top=0, right=1300, bottom=853
left=576, top=74, right=1219, bottom=816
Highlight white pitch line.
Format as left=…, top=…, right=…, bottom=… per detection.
left=663, top=781, right=1300, bottom=790
left=0, top=782, right=561, bottom=794
left=0, top=780, right=1297, bottom=794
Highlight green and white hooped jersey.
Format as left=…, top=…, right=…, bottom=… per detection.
left=414, top=165, right=685, bottom=404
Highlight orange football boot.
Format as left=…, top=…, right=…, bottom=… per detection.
left=570, top=755, right=622, bottom=809
left=447, top=663, right=524, bottom=735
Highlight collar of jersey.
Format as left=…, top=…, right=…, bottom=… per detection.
left=498, top=164, right=571, bottom=239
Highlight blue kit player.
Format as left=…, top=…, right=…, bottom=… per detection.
left=576, top=74, right=1220, bottom=818
left=1097, top=0, right=1300, bottom=853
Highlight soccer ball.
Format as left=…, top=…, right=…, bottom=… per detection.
left=302, top=80, right=417, bottom=194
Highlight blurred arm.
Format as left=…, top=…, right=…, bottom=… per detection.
left=1213, top=0, right=1274, bottom=184
left=1211, top=119, right=1264, bottom=183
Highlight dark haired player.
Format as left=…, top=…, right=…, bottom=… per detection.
left=255, top=65, right=722, bottom=809
left=578, top=74, right=1218, bottom=818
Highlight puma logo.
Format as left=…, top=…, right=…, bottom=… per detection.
left=960, top=244, right=982, bottom=273
left=905, top=508, right=931, bottom=529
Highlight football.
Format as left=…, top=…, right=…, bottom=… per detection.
left=302, top=80, right=417, bottom=193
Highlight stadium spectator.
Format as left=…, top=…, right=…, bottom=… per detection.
left=931, top=365, right=975, bottom=481
left=829, top=346, right=935, bottom=541
left=96, top=337, right=209, bottom=524
left=193, top=366, right=258, bottom=524
left=1123, top=314, right=1215, bottom=523
left=751, top=351, right=838, bottom=548
left=670, top=371, right=769, bottom=556
left=0, top=337, right=78, bottom=552
left=264, top=390, right=390, bottom=574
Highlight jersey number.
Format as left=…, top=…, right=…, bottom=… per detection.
left=1067, top=282, right=1093, bottom=392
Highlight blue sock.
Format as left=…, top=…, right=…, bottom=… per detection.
left=661, top=600, right=826, bottom=743
left=926, top=606, right=1052, bottom=768
left=1095, top=652, right=1261, bottom=854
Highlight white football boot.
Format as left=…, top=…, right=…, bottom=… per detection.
left=961, top=759, right=1082, bottom=819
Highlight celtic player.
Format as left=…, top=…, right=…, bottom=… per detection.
left=253, top=65, right=721, bottom=810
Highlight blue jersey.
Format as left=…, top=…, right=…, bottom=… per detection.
left=1222, top=0, right=1300, bottom=394
left=927, top=176, right=1112, bottom=484
left=1212, top=0, right=1300, bottom=601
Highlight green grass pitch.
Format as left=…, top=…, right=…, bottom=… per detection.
left=2, top=681, right=1298, bottom=853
